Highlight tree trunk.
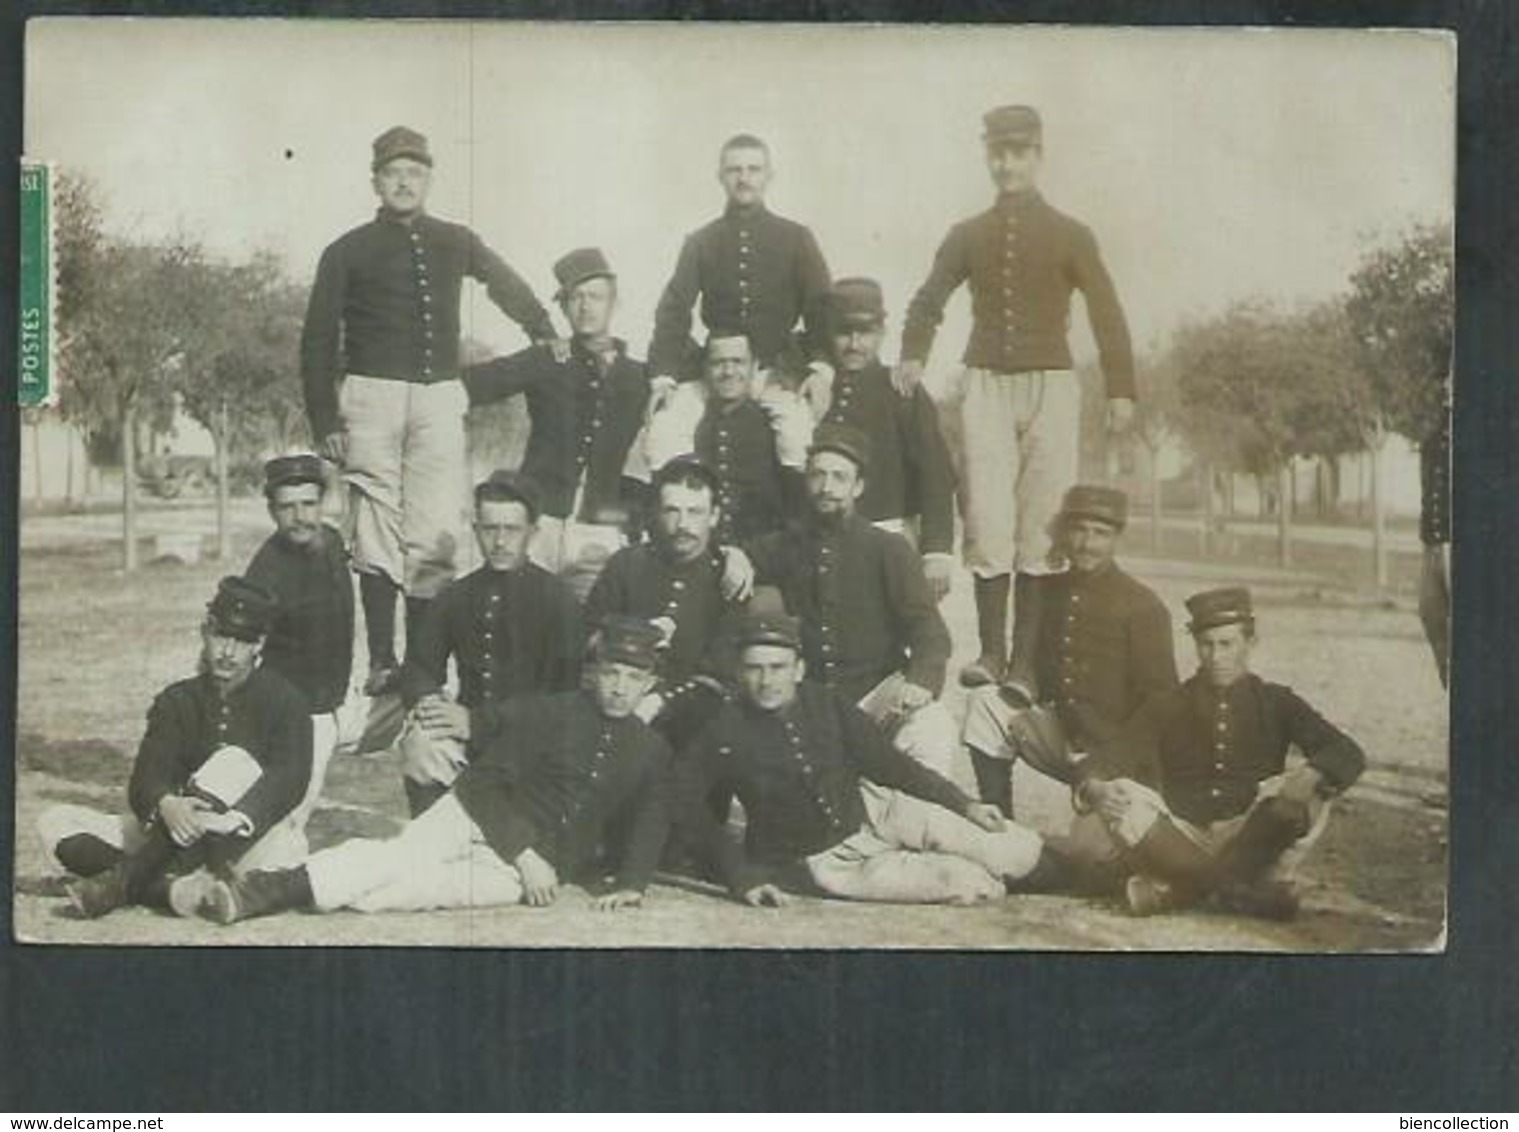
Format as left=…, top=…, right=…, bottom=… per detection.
left=122, top=401, right=139, bottom=572
left=1276, top=460, right=1293, bottom=567
left=1369, top=423, right=1388, bottom=591
left=1200, top=461, right=1214, bottom=556
left=215, top=400, right=231, bottom=561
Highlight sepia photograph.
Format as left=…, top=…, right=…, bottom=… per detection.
left=11, top=18, right=1454, bottom=951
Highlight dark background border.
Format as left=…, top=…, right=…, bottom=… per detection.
left=2, top=0, right=1513, bottom=1112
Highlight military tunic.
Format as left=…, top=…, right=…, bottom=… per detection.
left=463, top=339, right=651, bottom=525
left=675, top=683, right=972, bottom=895
left=1087, top=672, right=1366, bottom=827
left=1010, top=564, right=1178, bottom=751
left=747, top=515, right=953, bottom=702
left=301, top=210, right=555, bottom=440
left=397, top=563, right=583, bottom=714
left=820, top=362, right=956, bottom=555
left=900, top=190, right=1135, bottom=396
left=452, top=692, right=673, bottom=892
left=243, top=525, right=354, bottom=714
left=649, top=204, right=832, bottom=378
left=694, top=399, right=801, bottom=544
left=1420, top=413, right=1452, bottom=546
left=128, top=668, right=314, bottom=839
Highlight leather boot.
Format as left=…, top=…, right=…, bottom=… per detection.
left=961, top=573, right=1010, bottom=687
left=404, top=596, right=432, bottom=657
left=1124, top=818, right=1223, bottom=913
left=360, top=572, right=400, bottom=690
left=207, top=867, right=315, bottom=925
left=1218, top=796, right=1310, bottom=881
left=970, top=747, right=1014, bottom=819
left=404, top=778, right=449, bottom=819
left=1002, top=572, right=1044, bottom=701
left=65, top=826, right=176, bottom=919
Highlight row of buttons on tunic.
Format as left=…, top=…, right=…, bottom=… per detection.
left=561, top=725, right=615, bottom=828
left=409, top=228, right=435, bottom=377
left=736, top=229, right=753, bottom=320
left=1211, top=697, right=1231, bottom=798
left=783, top=716, right=841, bottom=828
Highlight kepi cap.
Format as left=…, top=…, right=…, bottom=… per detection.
left=808, top=422, right=871, bottom=475
left=982, top=105, right=1042, bottom=147
left=594, top=616, right=665, bottom=671
left=1185, top=587, right=1255, bottom=634
left=553, top=247, right=615, bottom=300
left=263, top=453, right=326, bottom=497
left=736, top=612, right=803, bottom=653
left=1058, top=484, right=1128, bottom=530
left=825, top=277, right=887, bottom=330
left=372, top=126, right=432, bottom=171
left=207, top=576, right=277, bottom=642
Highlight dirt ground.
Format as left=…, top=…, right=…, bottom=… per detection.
left=9, top=504, right=1449, bottom=951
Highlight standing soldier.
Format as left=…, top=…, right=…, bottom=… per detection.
left=301, top=125, right=561, bottom=695
left=897, top=105, right=1136, bottom=687
left=1072, top=587, right=1366, bottom=919
left=393, top=471, right=583, bottom=817
left=37, top=578, right=313, bottom=919
left=813, top=277, right=956, bottom=602
left=744, top=426, right=957, bottom=777
left=961, top=485, right=1177, bottom=819
left=465, top=248, right=651, bottom=599
left=242, top=453, right=356, bottom=840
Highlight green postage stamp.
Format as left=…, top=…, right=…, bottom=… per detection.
left=18, top=159, right=54, bottom=407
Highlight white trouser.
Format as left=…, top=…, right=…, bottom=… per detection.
left=940, top=367, right=1082, bottom=577
left=305, top=792, right=523, bottom=913
left=803, top=781, right=1044, bottom=904
left=856, top=674, right=957, bottom=779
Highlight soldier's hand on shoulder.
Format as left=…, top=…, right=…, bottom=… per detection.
left=416, top=695, right=470, bottom=742
left=892, top=360, right=925, bottom=395
left=593, top=890, right=643, bottom=912
left=544, top=336, right=572, bottom=364
left=319, top=430, right=349, bottom=465
left=515, top=848, right=559, bottom=908
left=648, top=375, right=679, bottom=418
left=898, top=681, right=934, bottom=715
left=922, top=554, right=955, bottom=602
left=743, top=883, right=789, bottom=908
left=963, top=801, right=1007, bottom=832
left=719, top=546, right=755, bottom=602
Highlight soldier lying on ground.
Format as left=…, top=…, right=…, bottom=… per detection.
left=204, top=617, right=674, bottom=922
left=673, top=613, right=1062, bottom=906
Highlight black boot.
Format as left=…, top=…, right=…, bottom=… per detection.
left=404, top=596, right=432, bottom=657
left=404, top=778, right=449, bottom=819
left=1003, top=572, right=1044, bottom=701
left=360, top=571, right=400, bottom=691
left=961, top=573, right=1010, bottom=687
left=55, top=833, right=125, bottom=878
left=1006, top=844, right=1073, bottom=894
left=1123, top=818, right=1224, bottom=914
left=1218, top=796, right=1310, bottom=881
left=970, top=747, right=1014, bottom=819
left=65, top=827, right=176, bottom=919
left=207, top=866, right=315, bottom=925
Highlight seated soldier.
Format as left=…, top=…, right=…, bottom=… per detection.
left=393, top=470, right=583, bottom=817
left=203, top=617, right=674, bottom=922
left=675, top=613, right=1057, bottom=907
left=36, top=578, right=313, bottom=919
left=1072, top=587, right=1366, bottom=919
left=961, top=485, right=1178, bottom=816
left=584, top=456, right=748, bottom=750
left=743, top=424, right=957, bottom=776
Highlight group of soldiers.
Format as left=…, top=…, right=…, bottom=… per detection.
left=37, top=107, right=1371, bottom=929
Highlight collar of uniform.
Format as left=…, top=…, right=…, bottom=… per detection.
left=723, top=201, right=770, bottom=221
left=994, top=189, right=1043, bottom=215
left=706, top=395, right=759, bottom=421
left=571, top=335, right=627, bottom=364
left=1066, top=560, right=1120, bottom=589
left=1189, top=669, right=1255, bottom=704
left=374, top=207, right=429, bottom=229
left=653, top=537, right=720, bottom=575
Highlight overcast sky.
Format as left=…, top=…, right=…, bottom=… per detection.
left=26, top=19, right=1454, bottom=376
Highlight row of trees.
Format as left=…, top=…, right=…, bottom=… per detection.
left=55, top=174, right=308, bottom=568
left=1125, top=222, right=1452, bottom=583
